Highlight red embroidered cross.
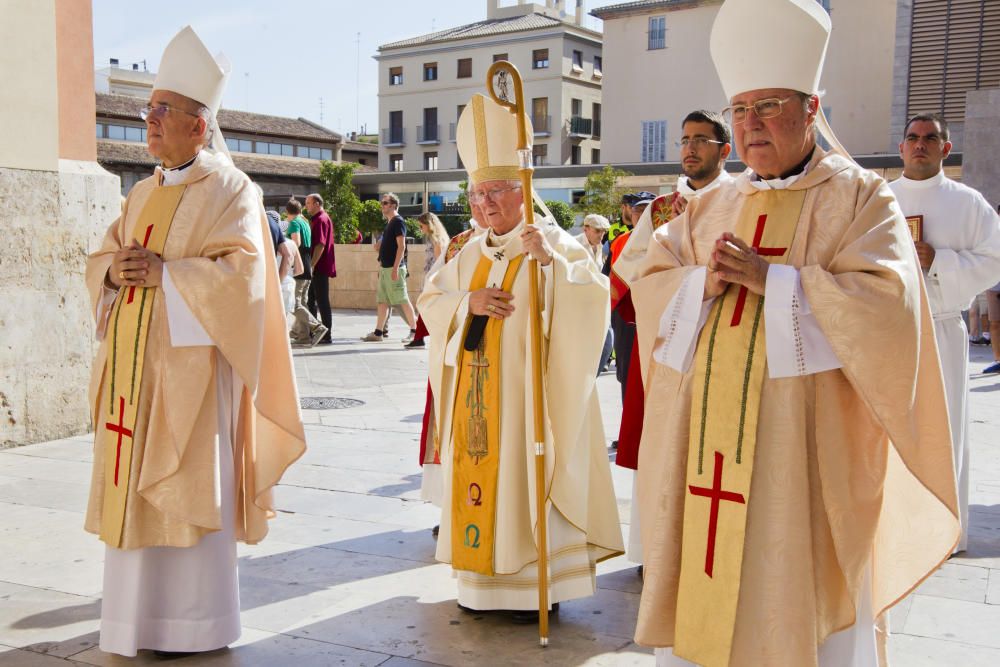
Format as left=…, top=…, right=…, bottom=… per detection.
left=126, top=224, right=155, bottom=304
left=730, top=214, right=787, bottom=326
left=104, top=396, right=133, bottom=487
left=688, top=451, right=746, bottom=577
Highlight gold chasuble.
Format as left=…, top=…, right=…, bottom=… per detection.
left=451, top=253, right=524, bottom=575
left=96, top=185, right=186, bottom=547
left=675, top=190, right=804, bottom=667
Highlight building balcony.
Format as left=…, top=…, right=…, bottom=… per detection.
left=569, top=116, right=593, bottom=138
left=532, top=115, right=551, bottom=137
left=381, top=127, right=405, bottom=147
left=417, top=124, right=440, bottom=145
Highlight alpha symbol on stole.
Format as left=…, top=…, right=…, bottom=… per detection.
left=730, top=214, right=787, bottom=326
left=688, top=451, right=746, bottom=577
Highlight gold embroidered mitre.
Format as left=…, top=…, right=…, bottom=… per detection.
left=456, top=94, right=533, bottom=184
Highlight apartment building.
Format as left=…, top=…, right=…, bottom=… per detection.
left=375, top=0, right=603, bottom=173
left=592, top=0, right=999, bottom=163
left=592, top=0, right=899, bottom=162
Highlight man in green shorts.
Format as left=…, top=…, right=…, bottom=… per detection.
left=362, top=192, right=417, bottom=342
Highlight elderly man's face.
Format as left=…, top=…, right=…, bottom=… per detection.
left=583, top=224, right=604, bottom=246
left=145, top=89, right=206, bottom=168
left=731, top=88, right=817, bottom=180
left=471, top=180, right=524, bottom=235
left=304, top=196, right=319, bottom=216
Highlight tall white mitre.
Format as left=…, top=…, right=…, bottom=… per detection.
left=154, top=25, right=231, bottom=115
left=709, top=0, right=850, bottom=158
left=456, top=94, right=532, bottom=184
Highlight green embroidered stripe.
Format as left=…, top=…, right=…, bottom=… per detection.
left=698, top=293, right=727, bottom=475
left=129, top=288, right=149, bottom=405
left=736, top=297, right=765, bottom=464
left=109, top=293, right=125, bottom=413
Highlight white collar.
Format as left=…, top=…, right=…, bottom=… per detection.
left=893, top=170, right=947, bottom=190
left=158, top=150, right=205, bottom=186
left=676, top=170, right=733, bottom=197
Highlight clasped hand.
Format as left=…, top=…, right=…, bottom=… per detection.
left=705, top=233, right=769, bottom=299
left=108, top=242, right=163, bottom=289
left=469, top=288, right=514, bottom=320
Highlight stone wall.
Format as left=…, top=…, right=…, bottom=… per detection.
left=327, top=243, right=428, bottom=309
left=963, top=89, right=1000, bottom=208
left=0, top=161, right=120, bottom=448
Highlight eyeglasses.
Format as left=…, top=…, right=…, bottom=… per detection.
left=380, top=201, right=393, bottom=205
left=721, top=96, right=798, bottom=125
left=468, top=185, right=521, bottom=204
left=139, top=104, right=203, bottom=121
left=676, top=137, right=725, bottom=149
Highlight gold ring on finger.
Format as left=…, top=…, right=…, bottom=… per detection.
left=488, top=304, right=496, bottom=312
left=119, top=271, right=126, bottom=279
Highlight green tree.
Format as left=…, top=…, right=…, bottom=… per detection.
left=357, top=198, right=383, bottom=239
left=457, top=180, right=471, bottom=218
left=573, top=165, right=633, bottom=223
left=317, top=161, right=361, bottom=244
left=543, top=200, right=574, bottom=230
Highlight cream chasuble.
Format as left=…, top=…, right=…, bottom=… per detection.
left=85, top=150, right=305, bottom=550
left=618, top=150, right=959, bottom=667
left=418, top=221, right=623, bottom=610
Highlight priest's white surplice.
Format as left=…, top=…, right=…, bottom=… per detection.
left=890, top=171, right=1000, bottom=552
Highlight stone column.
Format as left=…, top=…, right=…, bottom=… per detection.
left=0, top=0, right=121, bottom=447
left=963, top=88, right=1000, bottom=207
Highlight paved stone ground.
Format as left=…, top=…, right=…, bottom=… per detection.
left=1, top=308, right=998, bottom=666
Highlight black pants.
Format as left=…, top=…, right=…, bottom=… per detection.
left=308, top=272, right=333, bottom=340
left=610, top=310, right=635, bottom=402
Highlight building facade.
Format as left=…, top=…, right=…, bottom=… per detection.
left=592, top=0, right=999, bottom=162
left=592, top=0, right=901, bottom=162
left=375, top=0, right=603, bottom=174
left=2, top=0, right=120, bottom=447
left=93, top=62, right=376, bottom=203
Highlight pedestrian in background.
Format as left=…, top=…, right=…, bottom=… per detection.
left=405, top=212, right=450, bottom=350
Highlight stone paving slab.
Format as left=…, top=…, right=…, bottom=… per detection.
left=0, top=309, right=998, bottom=665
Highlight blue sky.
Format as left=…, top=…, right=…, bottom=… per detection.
left=92, top=1, right=603, bottom=137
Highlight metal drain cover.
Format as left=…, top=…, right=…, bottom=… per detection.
left=300, top=397, right=365, bottom=410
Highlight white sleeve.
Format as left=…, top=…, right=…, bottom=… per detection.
left=652, top=267, right=715, bottom=372
left=162, top=264, right=214, bottom=347
left=444, top=293, right=472, bottom=367
left=94, top=284, right=119, bottom=342
left=764, top=264, right=842, bottom=378
left=926, top=198, right=1000, bottom=312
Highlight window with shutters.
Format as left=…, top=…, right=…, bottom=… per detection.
left=907, top=0, right=1000, bottom=120
left=423, top=62, right=438, bottom=81
left=648, top=16, right=666, bottom=50
left=641, top=120, right=667, bottom=162
left=389, top=66, right=403, bottom=86
left=457, top=58, right=472, bottom=78
left=533, top=49, right=549, bottom=69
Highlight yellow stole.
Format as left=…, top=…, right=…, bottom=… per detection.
left=450, top=252, right=525, bottom=575
left=97, top=185, right=186, bottom=548
left=674, top=189, right=806, bottom=666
